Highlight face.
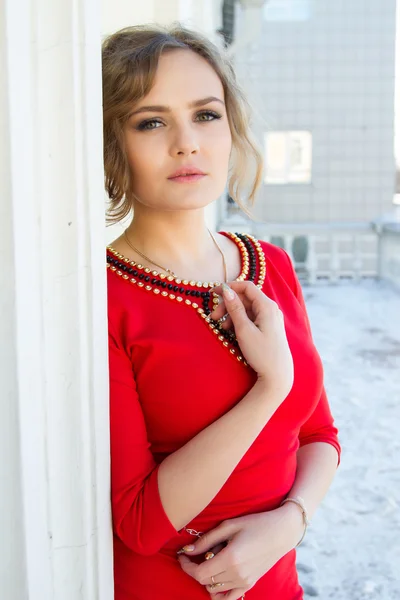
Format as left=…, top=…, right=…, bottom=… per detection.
left=123, top=49, right=232, bottom=212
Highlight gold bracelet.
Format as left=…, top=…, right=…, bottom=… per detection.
left=280, top=496, right=310, bottom=547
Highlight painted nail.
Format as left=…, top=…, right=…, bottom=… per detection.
left=222, top=283, right=235, bottom=301
left=177, top=544, right=195, bottom=554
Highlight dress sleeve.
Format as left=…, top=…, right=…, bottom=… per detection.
left=281, top=250, right=341, bottom=465
left=108, top=327, right=179, bottom=556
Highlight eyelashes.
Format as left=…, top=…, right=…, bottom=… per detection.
left=136, top=110, right=223, bottom=131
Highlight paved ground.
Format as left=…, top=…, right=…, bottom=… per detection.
left=296, top=279, right=400, bottom=600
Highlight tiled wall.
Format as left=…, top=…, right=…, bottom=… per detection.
left=234, top=0, right=397, bottom=223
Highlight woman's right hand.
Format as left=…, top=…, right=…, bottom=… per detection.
left=210, top=282, right=294, bottom=403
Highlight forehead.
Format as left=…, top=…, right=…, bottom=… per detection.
left=144, top=49, right=224, bottom=104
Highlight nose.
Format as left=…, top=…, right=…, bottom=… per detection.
left=169, top=122, right=200, bottom=157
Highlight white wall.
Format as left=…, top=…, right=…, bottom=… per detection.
left=0, top=5, right=29, bottom=598
left=1, top=0, right=112, bottom=598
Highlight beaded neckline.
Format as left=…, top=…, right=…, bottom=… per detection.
left=107, top=231, right=249, bottom=289
left=107, top=232, right=266, bottom=367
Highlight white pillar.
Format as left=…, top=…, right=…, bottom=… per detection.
left=0, top=6, right=28, bottom=597
left=0, top=0, right=113, bottom=598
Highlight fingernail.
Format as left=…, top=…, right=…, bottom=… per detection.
left=178, top=544, right=195, bottom=553
left=222, top=283, right=235, bottom=301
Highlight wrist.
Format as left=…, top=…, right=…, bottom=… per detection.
left=255, top=376, right=286, bottom=405
left=278, top=503, right=306, bottom=548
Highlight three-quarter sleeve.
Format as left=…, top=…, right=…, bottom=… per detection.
left=108, top=327, right=179, bottom=556
left=282, top=250, right=341, bottom=464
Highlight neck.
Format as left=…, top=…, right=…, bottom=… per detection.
left=125, top=205, right=220, bottom=276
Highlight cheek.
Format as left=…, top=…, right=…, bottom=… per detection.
left=126, top=139, right=162, bottom=182
left=210, top=132, right=232, bottom=173
left=209, top=123, right=232, bottom=157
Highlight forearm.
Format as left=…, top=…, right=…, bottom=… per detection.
left=158, top=379, right=281, bottom=531
left=288, top=442, right=339, bottom=521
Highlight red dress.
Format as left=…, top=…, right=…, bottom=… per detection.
left=107, top=232, right=341, bottom=600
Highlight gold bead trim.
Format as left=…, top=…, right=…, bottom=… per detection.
left=107, top=233, right=249, bottom=289
left=222, top=232, right=266, bottom=289
left=107, top=233, right=265, bottom=368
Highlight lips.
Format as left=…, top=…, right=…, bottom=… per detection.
left=168, top=167, right=206, bottom=179
left=168, top=173, right=206, bottom=183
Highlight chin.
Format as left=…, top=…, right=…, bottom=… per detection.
left=134, top=186, right=223, bottom=212
left=166, top=198, right=215, bottom=212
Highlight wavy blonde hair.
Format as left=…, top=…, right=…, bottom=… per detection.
left=102, top=23, right=263, bottom=223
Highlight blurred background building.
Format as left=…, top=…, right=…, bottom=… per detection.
left=240, top=0, right=396, bottom=224
left=218, top=0, right=399, bottom=283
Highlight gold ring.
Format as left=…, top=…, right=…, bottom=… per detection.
left=210, top=582, right=225, bottom=590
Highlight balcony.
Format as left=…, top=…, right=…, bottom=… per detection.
left=219, top=215, right=400, bottom=289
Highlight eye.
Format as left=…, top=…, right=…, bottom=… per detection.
left=196, top=110, right=222, bottom=122
left=136, top=119, right=164, bottom=131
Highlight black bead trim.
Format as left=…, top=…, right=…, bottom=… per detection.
left=106, top=240, right=262, bottom=368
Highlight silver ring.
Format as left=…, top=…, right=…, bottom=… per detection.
left=217, top=313, right=229, bottom=325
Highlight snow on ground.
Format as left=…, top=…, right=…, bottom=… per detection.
left=296, top=279, right=400, bottom=600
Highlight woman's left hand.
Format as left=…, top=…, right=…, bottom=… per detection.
left=177, top=506, right=304, bottom=599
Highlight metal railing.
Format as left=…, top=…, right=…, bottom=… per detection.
left=219, top=216, right=400, bottom=288
left=375, top=222, right=400, bottom=289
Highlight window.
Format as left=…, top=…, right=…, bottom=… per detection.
left=264, top=131, right=313, bottom=184
left=263, top=0, right=312, bottom=22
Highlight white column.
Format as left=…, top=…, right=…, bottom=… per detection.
left=1, top=0, right=113, bottom=598
left=0, top=6, right=28, bottom=598
left=102, top=0, right=155, bottom=34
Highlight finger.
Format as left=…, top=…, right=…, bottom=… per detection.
left=206, top=543, right=226, bottom=559
left=214, top=282, right=273, bottom=331
left=210, top=302, right=254, bottom=332
left=211, top=280, right=262, bottom=299
left=210, top=288, right=254, bottom=317
left=195, top=545, right=232, bottom=587
left=220, top=317, right=234, bottom=331
left=210, top=310, right=234, bottom=332
left=206, top=579, right=235, bottom=594
left=209, top=591, right=229, bottom=600
left=213, top=281, right=269, bottom=310
left=179, top=521, right=235, bottom=556
left=177, top=554, right=199, bottom=579
left=218, top=284, right=259, bottom=333
left=223, top=588, right=248, bottom=600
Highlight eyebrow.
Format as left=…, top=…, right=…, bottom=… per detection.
left=128, top=96, right=225, bottom=117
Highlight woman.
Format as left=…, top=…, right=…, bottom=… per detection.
left=103, top=24, right=341, bottom=600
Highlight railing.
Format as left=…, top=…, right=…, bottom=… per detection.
left=218, top=216, right=399, bottom=287
left=376, top=222, right=400, bottom=289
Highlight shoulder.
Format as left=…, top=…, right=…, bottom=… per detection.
left=106, top=247, right=142, bottom=335
left=244, top=235, right=298, bottom=296
left=256, top=238, right=289, bottom=263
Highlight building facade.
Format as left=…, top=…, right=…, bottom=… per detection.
left=233, top=0, right=397, bottom=224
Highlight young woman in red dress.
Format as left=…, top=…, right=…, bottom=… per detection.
left=103, top=24, right=340, bottom=600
